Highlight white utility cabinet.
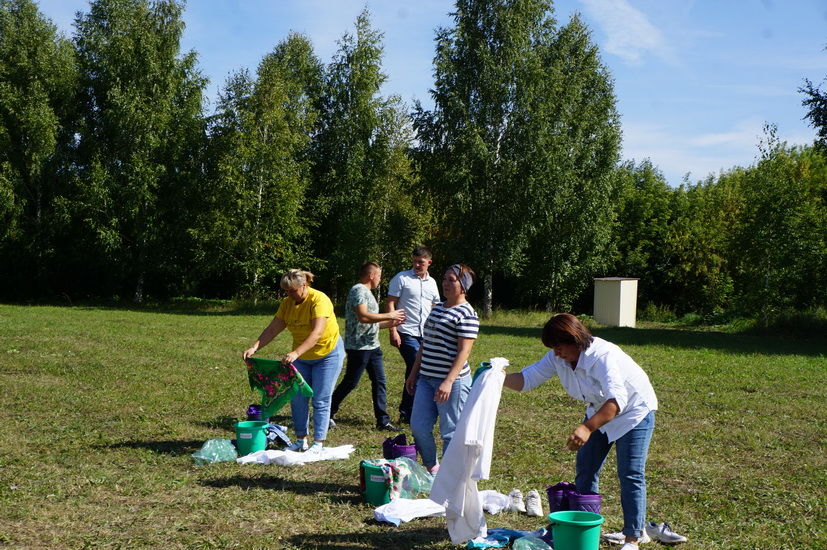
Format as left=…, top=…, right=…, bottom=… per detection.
left=593, top=277, right=639, bottom=327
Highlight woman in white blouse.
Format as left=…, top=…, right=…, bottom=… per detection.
left=504, top=313, right=658, bottom=550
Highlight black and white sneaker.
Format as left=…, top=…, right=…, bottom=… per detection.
left=377, top=422, right=402, bottom=432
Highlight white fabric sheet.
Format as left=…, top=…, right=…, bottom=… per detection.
left=236, top=445, right=355, bottom=466
left=429, top=362, right=506, bottom=544
left=373, top=498, right=446, bottom=526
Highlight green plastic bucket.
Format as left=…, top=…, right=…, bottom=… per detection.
left=548, top=510, right=604, bottom=550
left=359, top=461, right=390, bottom=506
left=235, top=420, right=267, bottom=456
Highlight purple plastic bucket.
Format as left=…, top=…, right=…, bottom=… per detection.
left=568, top=491, right=602, bottom=514
left=246, top=404, right=262, bottom=421
left=546, top=482, right=576, bottom=513
left=382, top=434, right=417, bottom=461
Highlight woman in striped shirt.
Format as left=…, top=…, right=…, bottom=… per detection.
left=405, top=264, right=479, bottom=474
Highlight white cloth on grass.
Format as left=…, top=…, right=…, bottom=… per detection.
left=429, top=363, right=506, bottom=544
left=373, top=498, right=446, bottom=526
left=479, top=489, right=510, bottom=514
left=236, top=445, right=355, bottom=466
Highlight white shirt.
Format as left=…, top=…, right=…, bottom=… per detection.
left=430, top=364, right=505, bottom=544
left=520, top=337, right=658, bottom=442
left=387, top=269, right=440, bottom=337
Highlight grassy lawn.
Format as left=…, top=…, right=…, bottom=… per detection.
left=0, top=304, right=824, bottom=549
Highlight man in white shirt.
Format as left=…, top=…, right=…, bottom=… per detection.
left=387, top=246, right=440, bottom=424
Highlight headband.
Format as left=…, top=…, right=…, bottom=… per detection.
left=448, top=264, right=473, bottom=292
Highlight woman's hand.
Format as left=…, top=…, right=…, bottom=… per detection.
left=434, top=378, right=453, bottom=403
left=242, top=345, right=258, bottom=365
left=566, top=424, right=592, bottom=451
left=405, top=374, right=417, bottom=396
left=282, top=351, right=299, bottom=365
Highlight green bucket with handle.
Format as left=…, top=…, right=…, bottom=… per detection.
left=235, top=420, right=268, bottom=456
left=547, top=510, right=604, bottom=550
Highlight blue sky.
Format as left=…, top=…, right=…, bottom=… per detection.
left=36, top=0, right=827, bottom=187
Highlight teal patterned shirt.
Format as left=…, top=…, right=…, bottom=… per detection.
left=344, top=283, right=380, bottom=350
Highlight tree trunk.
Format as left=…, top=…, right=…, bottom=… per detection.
left=483, top=271, right=493, bottom=318
left=134, top=271, right=144, bottom=304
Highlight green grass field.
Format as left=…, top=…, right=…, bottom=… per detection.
left=0, top=304, right=824, bottom=549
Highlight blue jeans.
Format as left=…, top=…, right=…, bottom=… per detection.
left=330, top=347, right=391, bottom=427
left=575, top=411, right=656, bottom=539
left=397, top=334, right=422, bottom=421
left=410, top=373, right=471, bottom=468
left=290, top=337, right=345, bottom=441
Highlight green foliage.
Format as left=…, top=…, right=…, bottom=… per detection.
left=800, top=75, right=827, bottom=149
left=198, top=33, right=322, bottom=300
left=310, top=9, right=430, bottom=297
left=730, top=127, right=827, bottom=324
left=72, top=0, right=206, bottom=301
left=610, top=160, right=674, bottom=305
left=415, top=2, right=620, bottom=313
left=0, top=0, right=78, bottom=293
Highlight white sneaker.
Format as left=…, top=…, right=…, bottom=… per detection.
left=525, top=489, right=543, bottom=517
left=646, top=522, right=687, bottom=544
left=508, top=489, right=526, bottom=513
left=304, top=442, right=324, bottom=456
left=286, top=438, right=308, bottom=452
left=603, top=531, right=651, bottom=545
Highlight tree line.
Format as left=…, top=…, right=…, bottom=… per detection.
left=1, top=0, right=825, bottom=322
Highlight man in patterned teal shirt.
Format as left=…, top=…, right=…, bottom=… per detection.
left=330, top=262, right=406, bottom=431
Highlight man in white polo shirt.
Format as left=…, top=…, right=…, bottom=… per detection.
left=387, top=246, right=440, bottom=424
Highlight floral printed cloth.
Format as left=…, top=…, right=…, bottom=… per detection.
left=362, top=458, right=414, bottom=501
left=247, top=357, right=313, bottom=419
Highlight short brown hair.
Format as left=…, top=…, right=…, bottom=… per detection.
left=541, top=313, right=594, bottom=351
left=412, top=245, right=432, bottom=259
left=359, top=261, right=381, bottom=278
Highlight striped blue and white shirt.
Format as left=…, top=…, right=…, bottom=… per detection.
left=419, top=302, right=480, bottom=379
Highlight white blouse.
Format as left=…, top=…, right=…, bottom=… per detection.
left=520, top=337, right=658, bottom=442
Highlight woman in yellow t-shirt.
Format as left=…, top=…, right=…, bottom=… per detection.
left=243, top=270, right=344, bottom=453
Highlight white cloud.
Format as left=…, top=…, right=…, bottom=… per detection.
left=578, top=0, right=673, bottom=65
left=622, top=118, right=817, bottom=185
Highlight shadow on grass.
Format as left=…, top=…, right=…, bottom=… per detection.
left=194, top=415, right=238, bottom=431
left=593, top=326, right=826, bottom=357
left=285, top=527, right=448, bottom=550
left=105, top=439, right=203, bottom=456
left=482, top=323, right=826, bottom=357
left=202, top=474, right=356, bottom=499
left=193, top=414, right=294, bottom=432
left=478, top=325, right=540, bottom=339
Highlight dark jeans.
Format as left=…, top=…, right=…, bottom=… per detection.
left=397, top=334, right=422, bottom=421
left=330, top=347, right=390, bottom=427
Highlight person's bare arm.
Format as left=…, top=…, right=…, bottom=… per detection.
left=503, top=371, right=525, bottom=391
left=387, top=296, right=401, bottom=347
left=434, top=337, right=475, bottom=403
left=242, top=316, right=287, bottom=363
left=566, top=399, right=620, bottom=451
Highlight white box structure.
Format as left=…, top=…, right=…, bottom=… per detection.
left=593, top=277, right=639, bottom=327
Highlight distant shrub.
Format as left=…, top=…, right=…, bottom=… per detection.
left=638, top=303, right=677, bottom=322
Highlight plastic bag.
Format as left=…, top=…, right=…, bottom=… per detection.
left=512, top=534, right=551, bottom=550
left=396, top=456, right=434, bottom=497
left=192, top=438, right=238, bottom=465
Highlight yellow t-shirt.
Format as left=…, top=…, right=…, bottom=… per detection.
left=276, top=287, right=339, bottom=360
